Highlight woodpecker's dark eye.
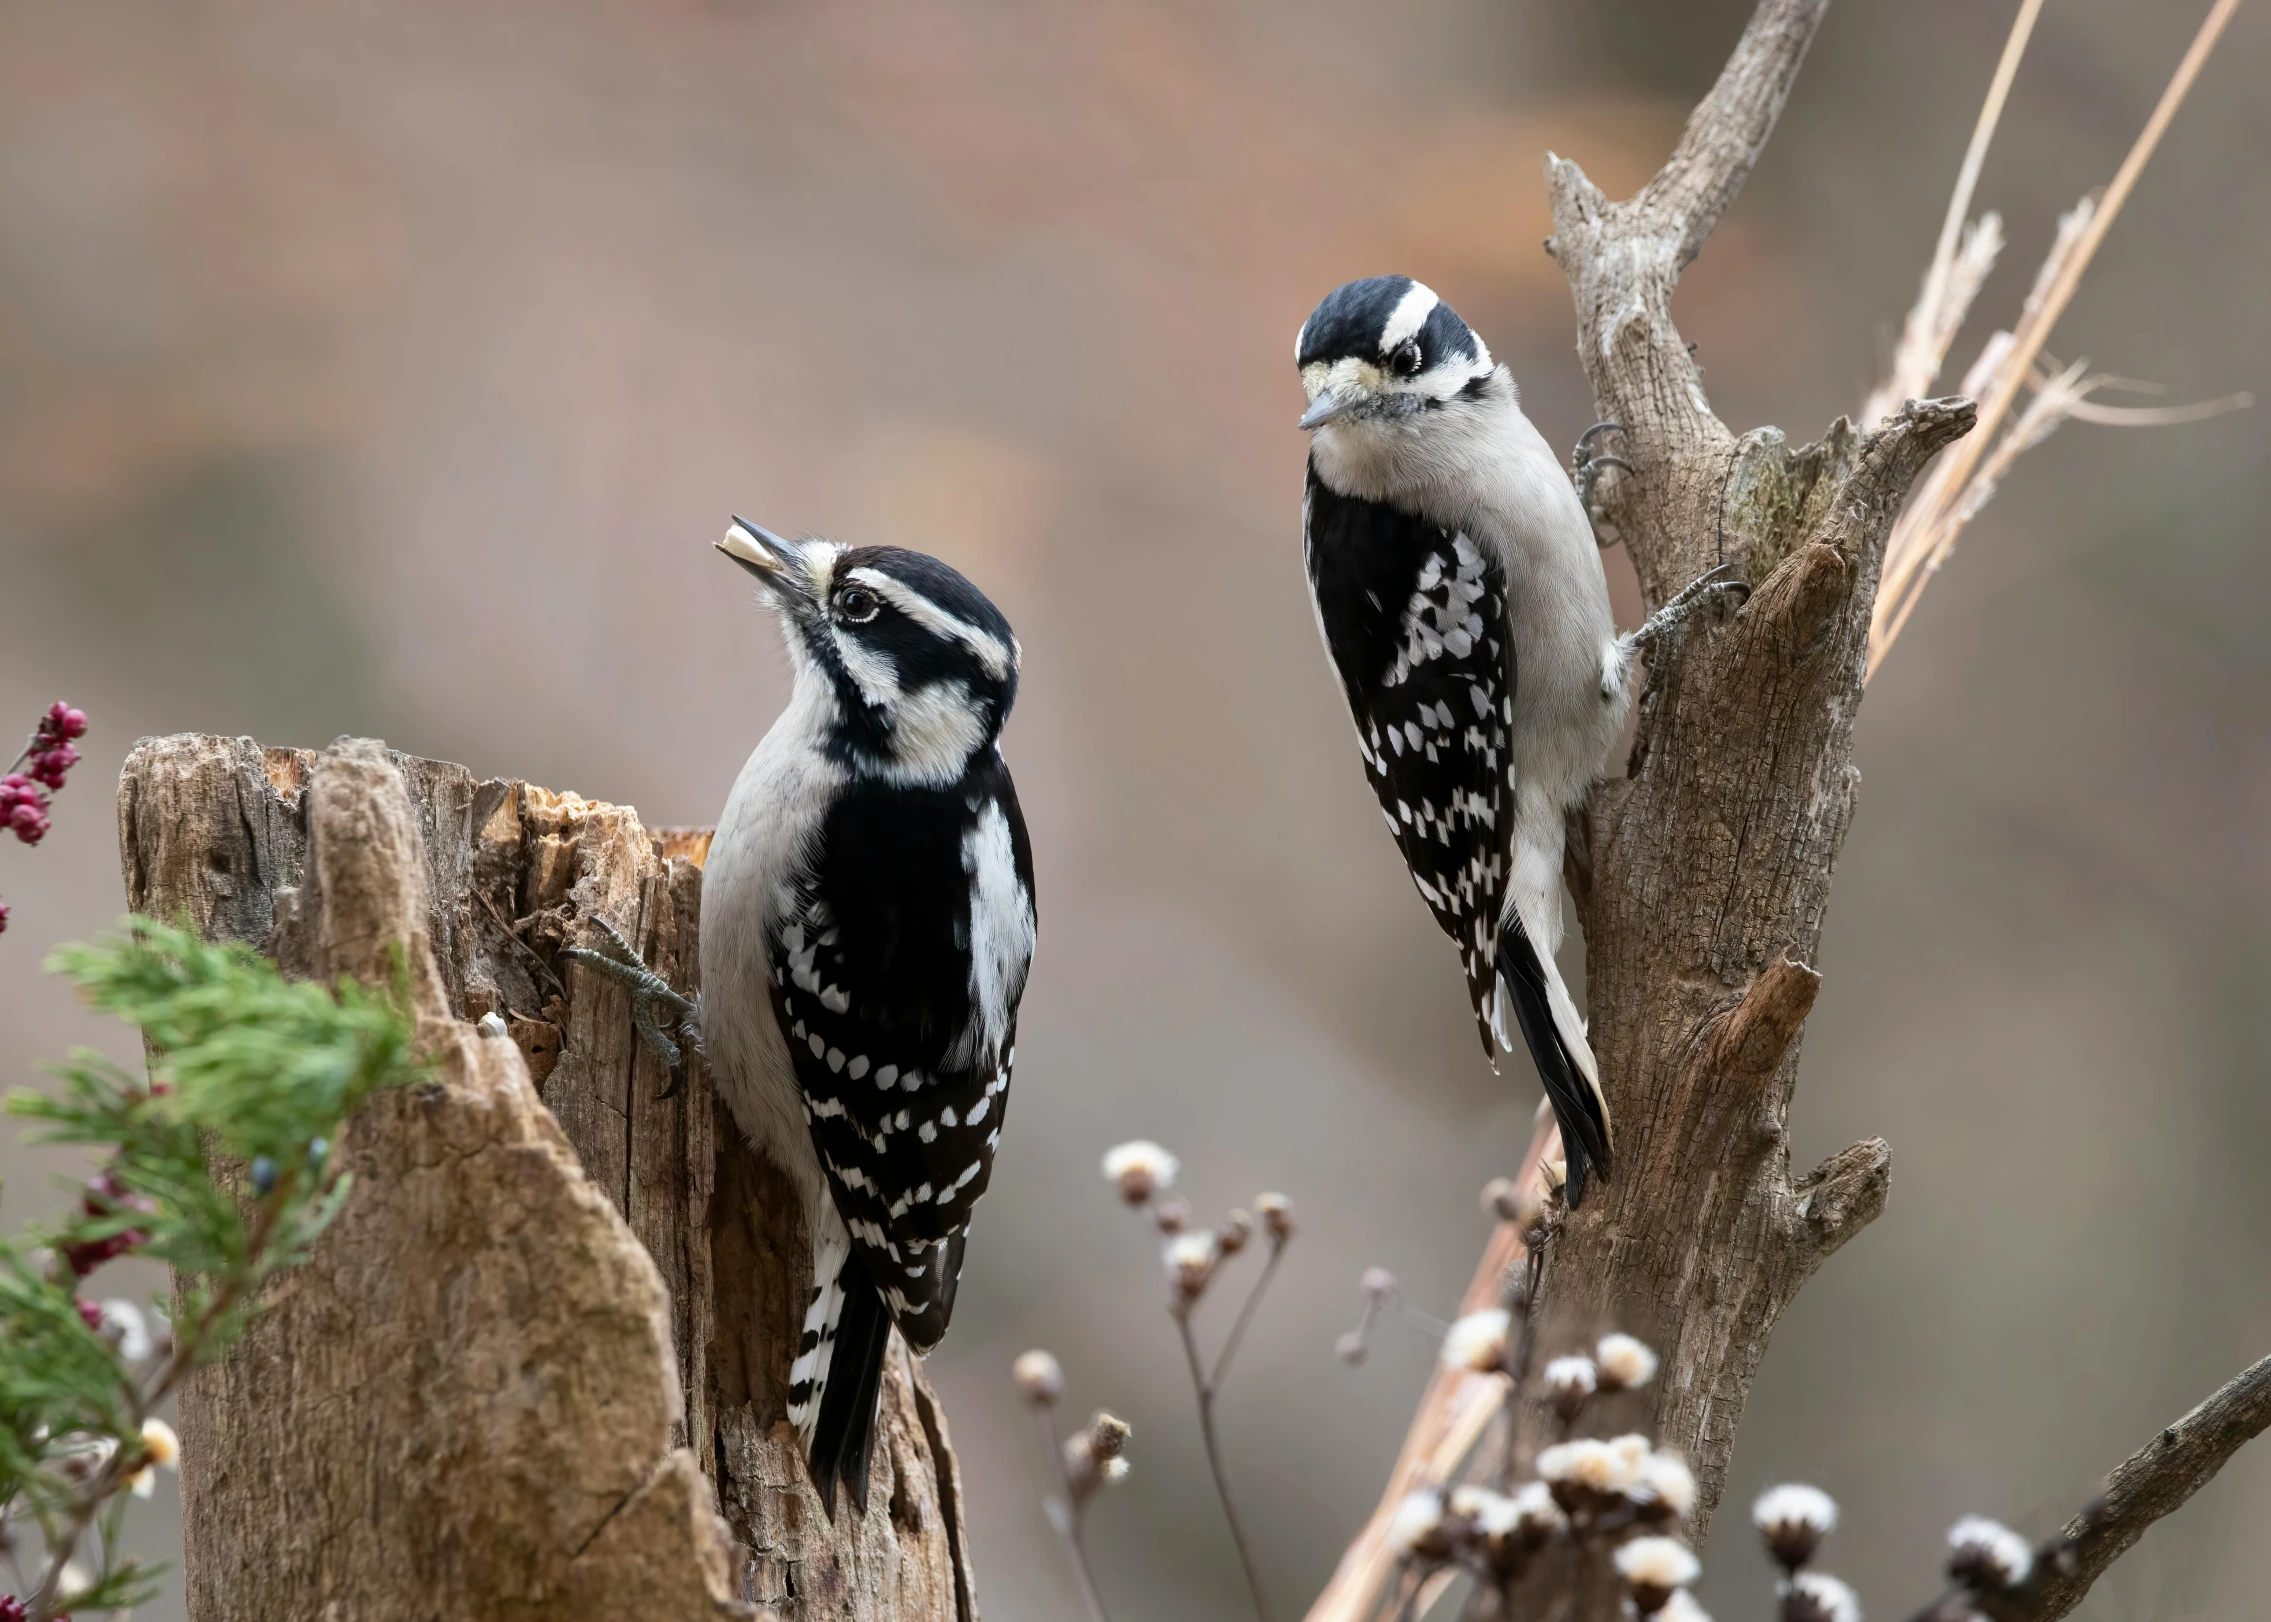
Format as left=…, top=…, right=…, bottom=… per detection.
left=838, top=585, right=880, bottom=623
left=1392, top=340, right=1424, bottom=378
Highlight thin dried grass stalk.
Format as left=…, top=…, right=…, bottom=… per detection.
left=1866, top=0, right=2246, bottom=679
left=1860, top=0, right=2042, bottom=429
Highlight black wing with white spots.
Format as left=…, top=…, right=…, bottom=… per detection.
left=768, top=752, right=1034, bottom=1353
left=1304, top=465, right=1513, bottom=1058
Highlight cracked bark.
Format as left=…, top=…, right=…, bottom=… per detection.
left=118, top=733, right=977, bottom=1622
left=1309, top=4, right=1970, bottom=1614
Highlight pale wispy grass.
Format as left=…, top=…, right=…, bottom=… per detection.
left=1866, top=0, right=2250, bottom=681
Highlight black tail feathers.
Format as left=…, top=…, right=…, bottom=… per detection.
left=1495, top=916, right=1613, bottom=1207
left=808, top=1262, right=892, bottom=1520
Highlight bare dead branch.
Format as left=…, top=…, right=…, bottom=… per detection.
left=1941, top=1351, right=2271, bottom=1622
left=1642, top=0, right=1832, bottom=268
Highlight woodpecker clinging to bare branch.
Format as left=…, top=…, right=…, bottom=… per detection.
left=1295, top=275, right=1738, bottom=1204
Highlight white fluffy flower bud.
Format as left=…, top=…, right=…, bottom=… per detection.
left=1595, top=1332, right=1660, bottom=1391
left=1754, top=1482, right=1839, bottom=1570
left=1440, top=1309, right=1512, bottom=1374
left=1102, top=1140, right=1178, bottom=1204
left=1946, top=1515, right=2034, bottom=1592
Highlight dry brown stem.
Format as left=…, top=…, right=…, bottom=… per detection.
left=1964, top=1351, right=2271, bottom=1622
left=118, top=734, right=977, bottom=1622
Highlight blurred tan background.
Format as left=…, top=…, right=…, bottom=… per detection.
left=1, top=1, right=2265, bottom=1617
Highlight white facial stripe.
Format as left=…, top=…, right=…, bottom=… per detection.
left=879, top=678, right=987, bottom=786
left=1379, top=281, right=1441, bottom=353
left=1294, top=316, right=1309, bottom=365
left=845, top=567, right=1013, bottom=679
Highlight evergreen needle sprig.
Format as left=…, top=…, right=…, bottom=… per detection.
left=0, top=917, right=423, bottom=1620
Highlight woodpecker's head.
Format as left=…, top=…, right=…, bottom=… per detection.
left=719, top=519, right=1020, bottom=784
left=1295, top=276, right=1505, bottom=442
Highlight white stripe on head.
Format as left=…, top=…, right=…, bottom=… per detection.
left=845, top=567, right=1015, bottom=679
left=1379, top=281, right=1441, bottom=354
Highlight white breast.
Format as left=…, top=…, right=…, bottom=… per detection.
left=700, top=679, right=839, bottom=1212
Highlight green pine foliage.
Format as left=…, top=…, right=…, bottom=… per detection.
left=0, top=917, right=424, bottom=1619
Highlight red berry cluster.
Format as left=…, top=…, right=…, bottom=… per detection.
left=0, top=1594, right=26, bottom=1621
left=0, top=701, right=87, bottom=934
left=58, top=1173, right=150, bottom=1279
left=2, top=702, right=89, bottom=848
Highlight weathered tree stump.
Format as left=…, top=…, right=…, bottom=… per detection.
left=118, top=733, right=977, bottom=1622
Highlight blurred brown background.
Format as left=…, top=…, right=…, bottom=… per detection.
left=1, top=1, right=2265, bottom=1617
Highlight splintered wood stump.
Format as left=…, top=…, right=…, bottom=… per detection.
left=117, top=734, right=977, bottom=1622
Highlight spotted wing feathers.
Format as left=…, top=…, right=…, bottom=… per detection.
left=1304, top=471, right=1513, bottom=1057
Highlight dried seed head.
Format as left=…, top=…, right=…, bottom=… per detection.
left=1359, top=1266, right=1397, bottom=1302
left=1388, top=1486, right=1455, bottom=1563
left=1660, top=1589, right=1714, bottom=1622
left=1754, top=1483, right=1840, bottom=1570
left=1163, top=1231, right=1219, bottom=1299
left=1636, top=1450, right=1697, bottom=1522
left=1441, top=1308, right=1512, bottom=1374
left=1946, top=1516, right=2034, bottom=1592
left=1538, top=1437, right=1641, bottom=1510
left=1508, top=1479, right=1568, bottom=1539
left=1543, top=1354, right=1599, bottom=1419
left=1481, top=1175, right=1538, bottom=1227
left=1254, top=1191, right=1294, bottom=1240
left=1596, top=1332, right=1660, bottom=1391
left=1616, top=1536, right=1702, bottom=1612
left=1102, top=1140, right=1179, bottom=1204
left=1335, top=1329, right=1368, bottom=1366
left=1781, top=1572, right=1862, bottom=1622
left=1011, top=1348, right=1065, bottom=1409
left=1217, top=1208, right=1254, bottom=1255
left=1063, top=1410, right=1132, bottom=1502
left=140, top=1417, right=179, bottom=1470
left=1152, top=1196, right=1192, bottom=1234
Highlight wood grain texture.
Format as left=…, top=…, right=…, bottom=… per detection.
left=119, top=734, right=977, bottom=1622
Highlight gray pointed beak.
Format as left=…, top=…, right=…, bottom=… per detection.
left=717, top=517, right=816, bottom=604
left=1299, top=387, right=1365, bottom=431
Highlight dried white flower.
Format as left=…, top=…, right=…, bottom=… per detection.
left=141, top=1416, right=180, bottom=1469
left=56, top=1560, right=93, bottom=1603
left=1063, top=1411, right=1131, bottom=1503
left=1544, top=1354, right=1600, bottom=1412
left=1781, top=1571, right=1862, bottom=1622
left=1607, top=1433, right=1652, bottom=1480
left=1946, top=1515, right=2034, bottom=1591
left=1596, top=1332, right=1660, bottom=1390
left=1636, top=1450, right=1697, bottom=1521
left=1441, top=1309, right=1512, bottom=1374
left=1011, top=1349, right=1065, bottom=1408
left=97, top=1298, right=153, bottom=1364
left=1335, top=1330, right=1367, bottom=1366
left=1388, top=1486, right=1453, bottom=1561
left=1537, top=1437, right=1640, bottom=1501
left=1508, top=1479, right=1568, bottom=1536
left=1102, top=1140, right=1179, bottom=1203
left=1660, top=1589, right=1714, bottom=1622
left=1254, top=1191, right=1294, bottom=1240
left=476, top=1010, right=509, bottom=1038
left=1359, top=1266, right=1398, bottom=1302
left=1616, top=1535, right=1702, bottom=1592
left=1754, top=1482, right=1840, bottom=1569
left=1217, top=1208, right=1254, bottom=1255
left=1163, top=1231, right=1218, bottom=1297
left=1151, top=1195, right=1191, bottom=1233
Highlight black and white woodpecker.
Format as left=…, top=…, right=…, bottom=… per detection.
left=1295, top=274, right=1736, bottom=1206
left=572, top=521, right=1035, bottom=1516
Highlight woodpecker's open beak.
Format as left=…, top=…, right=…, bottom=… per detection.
left=717, top=517, right=819, bottom=607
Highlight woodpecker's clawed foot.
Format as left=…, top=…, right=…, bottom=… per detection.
left=1626, top=564, right=1750, bottom=659
left=561, top=916, right=699, bottom=1098
left=1570, top=422, right=1632, bottom=543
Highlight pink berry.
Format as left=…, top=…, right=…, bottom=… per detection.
left=62, top=707, right=87, bottom=738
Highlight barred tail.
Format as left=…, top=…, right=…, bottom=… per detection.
left=806, top=1261, right=891, bottom=1518
left=1492, top=911, right=1613, bottom=1207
